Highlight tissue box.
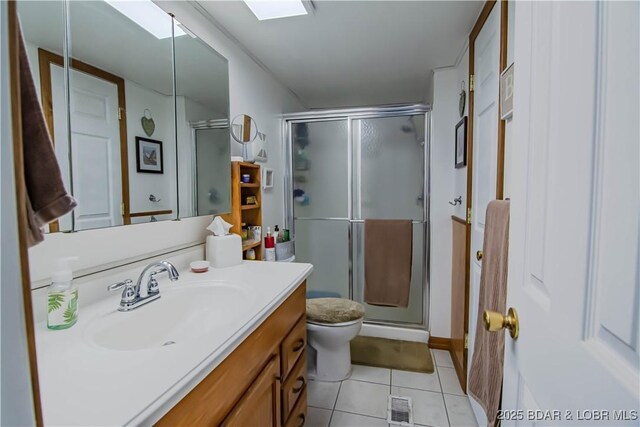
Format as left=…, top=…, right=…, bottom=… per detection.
left=206, top=234, right=242, bottom=268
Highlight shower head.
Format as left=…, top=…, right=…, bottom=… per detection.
left=401, top=116, right=423, bottom=146
left=401, top=123, right=414, bottom=133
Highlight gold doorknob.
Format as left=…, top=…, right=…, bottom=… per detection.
left=476, top=250, right=483, bottom=261
left=483, top=307, right=519, bottom=339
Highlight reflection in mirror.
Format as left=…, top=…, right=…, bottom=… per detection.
left=175, top=21, right=231, bottom=218
left=231, top=114, right=258, bottom=163
left=17, top=0, right=69, bottom=232
left=231, top=114, right=258, bottom=143
left=67, top=0, right=176, bottom=230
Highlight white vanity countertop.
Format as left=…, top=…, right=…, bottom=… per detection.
left=35, top=261, right=313, bottom=426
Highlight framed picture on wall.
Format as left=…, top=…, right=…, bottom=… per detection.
left=455, top=117, right=467, bottom=168
left=135, top=137, right=163, bottom=174
left=500, top=62, right=515, bottom=120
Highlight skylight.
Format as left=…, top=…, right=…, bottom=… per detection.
left=243, top=0, right=311, bottom=21
left=105, top=0, right=186, bottom=39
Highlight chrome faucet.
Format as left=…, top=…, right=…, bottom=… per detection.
left=108, top=261, right=179, bottom=312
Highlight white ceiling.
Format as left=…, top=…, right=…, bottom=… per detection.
left=194, top=0, right=483, bottom=109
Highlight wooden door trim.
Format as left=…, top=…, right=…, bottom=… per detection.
left=460, top=0, right=508, bottom=393
left=8, top=2, right=44, bottom=424
left=427, top=336, right=452, bottom=351
left=497, top=1, right=509, bottom=198
left=37, top=48, right=131, bottom=226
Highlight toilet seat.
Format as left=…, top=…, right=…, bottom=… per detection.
left=306, top=298, right=365, bottom=324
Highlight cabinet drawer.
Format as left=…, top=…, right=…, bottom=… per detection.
left=282, top=351, right=307, bottom=423
left=284, top=387, right=307, bottom=427
left=281, top=315, right=306, bottom=379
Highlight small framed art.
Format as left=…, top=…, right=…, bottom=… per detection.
left=500, top=63, right=514, bottom=120
left=135, top=137, right=163, bottom=174
left=455, top=117, right=467, bottom=169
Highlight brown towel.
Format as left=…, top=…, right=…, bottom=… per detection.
left=18, top=20, right=76, bottom=246
left=364, top=219, right=412, bottom=307
left=468, top=200, right=510, bottom=427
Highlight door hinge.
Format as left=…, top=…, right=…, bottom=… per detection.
left=464, top=333, right=469, bottom=349
left=469, top=74, right=475, bottom=92
left=118, top=107, right=125, bottom=120
left=467, top=207, right=472, bottom=224
left=120, top=202, right=125, bottom=216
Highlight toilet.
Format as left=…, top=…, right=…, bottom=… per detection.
left=306, top=297, right=365, bottom=382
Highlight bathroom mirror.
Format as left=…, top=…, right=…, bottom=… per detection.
left=66, top=0, right=176, bottom=230
left=231, top=114, right=259, bottom=143
left=17, top=0, right=69, bottom=232
left=174, top=20, right=231, bottom=218
left=16, top=0, right=231, bottom=232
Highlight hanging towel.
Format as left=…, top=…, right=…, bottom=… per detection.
left=468, top=200, right=510, bottom=427
left=18, top=19, right=76, bottom=246
left=364, top=219, right=413, bottom=307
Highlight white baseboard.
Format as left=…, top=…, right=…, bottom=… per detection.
left=359, top=323, right=429, bottom=343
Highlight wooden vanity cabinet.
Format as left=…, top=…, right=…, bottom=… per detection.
left=223, top=356, right=280, bottom=427
left=156, top=282, right=307, bottom=427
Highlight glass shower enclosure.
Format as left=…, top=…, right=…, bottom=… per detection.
left=284, top=105, right=430, bottom=328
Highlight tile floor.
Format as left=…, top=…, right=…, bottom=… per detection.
left=306, top=349, right=478, bottom=427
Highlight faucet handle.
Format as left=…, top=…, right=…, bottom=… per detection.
left=107, top=279, right=137, bottom=303
left=147, top=271, right=160, bottom=295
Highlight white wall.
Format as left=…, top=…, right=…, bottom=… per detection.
left=125, top=80, right=176, bottom=221
left=429, top=46, right=469, bottom=338
left=29, top=1, right=305, bottom=287
left=1, top=3, right=38, bottom=423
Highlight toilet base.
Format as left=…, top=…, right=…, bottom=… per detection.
left=307, top=344, right=353, bottom=382
left=306, top=319, right=362, bottom=382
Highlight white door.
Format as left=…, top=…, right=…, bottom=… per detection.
left=468, top=4, right=501, bottom=424
left=55, top=68, right=123, bottom=230
left=502, top=2, right=639, bottom=425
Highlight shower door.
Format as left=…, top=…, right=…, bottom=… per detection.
left=352, top=115, right=427, bottom=325
left=290, top=112, right=428, bottom=327
left=292, top=120, right=351, bottom=299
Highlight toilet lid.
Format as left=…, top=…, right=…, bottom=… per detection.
left=306, top=298, right=365, bottom=324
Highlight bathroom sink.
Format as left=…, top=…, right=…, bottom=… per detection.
left=85, top=282, right=256, bottom=351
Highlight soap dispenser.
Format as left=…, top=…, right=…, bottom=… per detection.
left=47, top=256, right=79, bottom=330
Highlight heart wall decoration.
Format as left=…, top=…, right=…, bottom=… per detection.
left=141, top=109, right=155, bottom=137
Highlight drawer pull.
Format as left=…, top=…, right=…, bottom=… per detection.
left=291, top=376, right=306, bottom=393
left=297, top=414, right=306, bottom=427
left=292, top=339, right=305, bottom=352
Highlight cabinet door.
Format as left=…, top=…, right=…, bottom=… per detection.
left=223, top=356, right=280, bottom=427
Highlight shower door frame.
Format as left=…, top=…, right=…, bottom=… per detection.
left=283, top=104, right=432, bottom=329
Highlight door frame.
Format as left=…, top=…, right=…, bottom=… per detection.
left=455, top=0, right=509, bottom=392
left=7, top=1, right=43, bottom=423
left=37, top=48, right=131, bottom=228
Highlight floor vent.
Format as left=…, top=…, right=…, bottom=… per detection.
left=388, top=395, right=414, bottom=426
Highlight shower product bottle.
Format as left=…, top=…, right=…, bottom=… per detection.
left=274, top=225, right=282, bottom=243
left=264, top=227, right=276, bottom=261
left=47, top=256, right=79, bottom=330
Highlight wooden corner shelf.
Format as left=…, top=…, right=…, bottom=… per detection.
left=221, top=162, right=263, bottom=260
left=241, top=204, right=260, bottom=211
left=242, top=240, right=261, bottom=251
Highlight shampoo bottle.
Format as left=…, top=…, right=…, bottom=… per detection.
left=264, top=227, right=276, bottom=262
left=47, top=256, right=79, bottom=330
